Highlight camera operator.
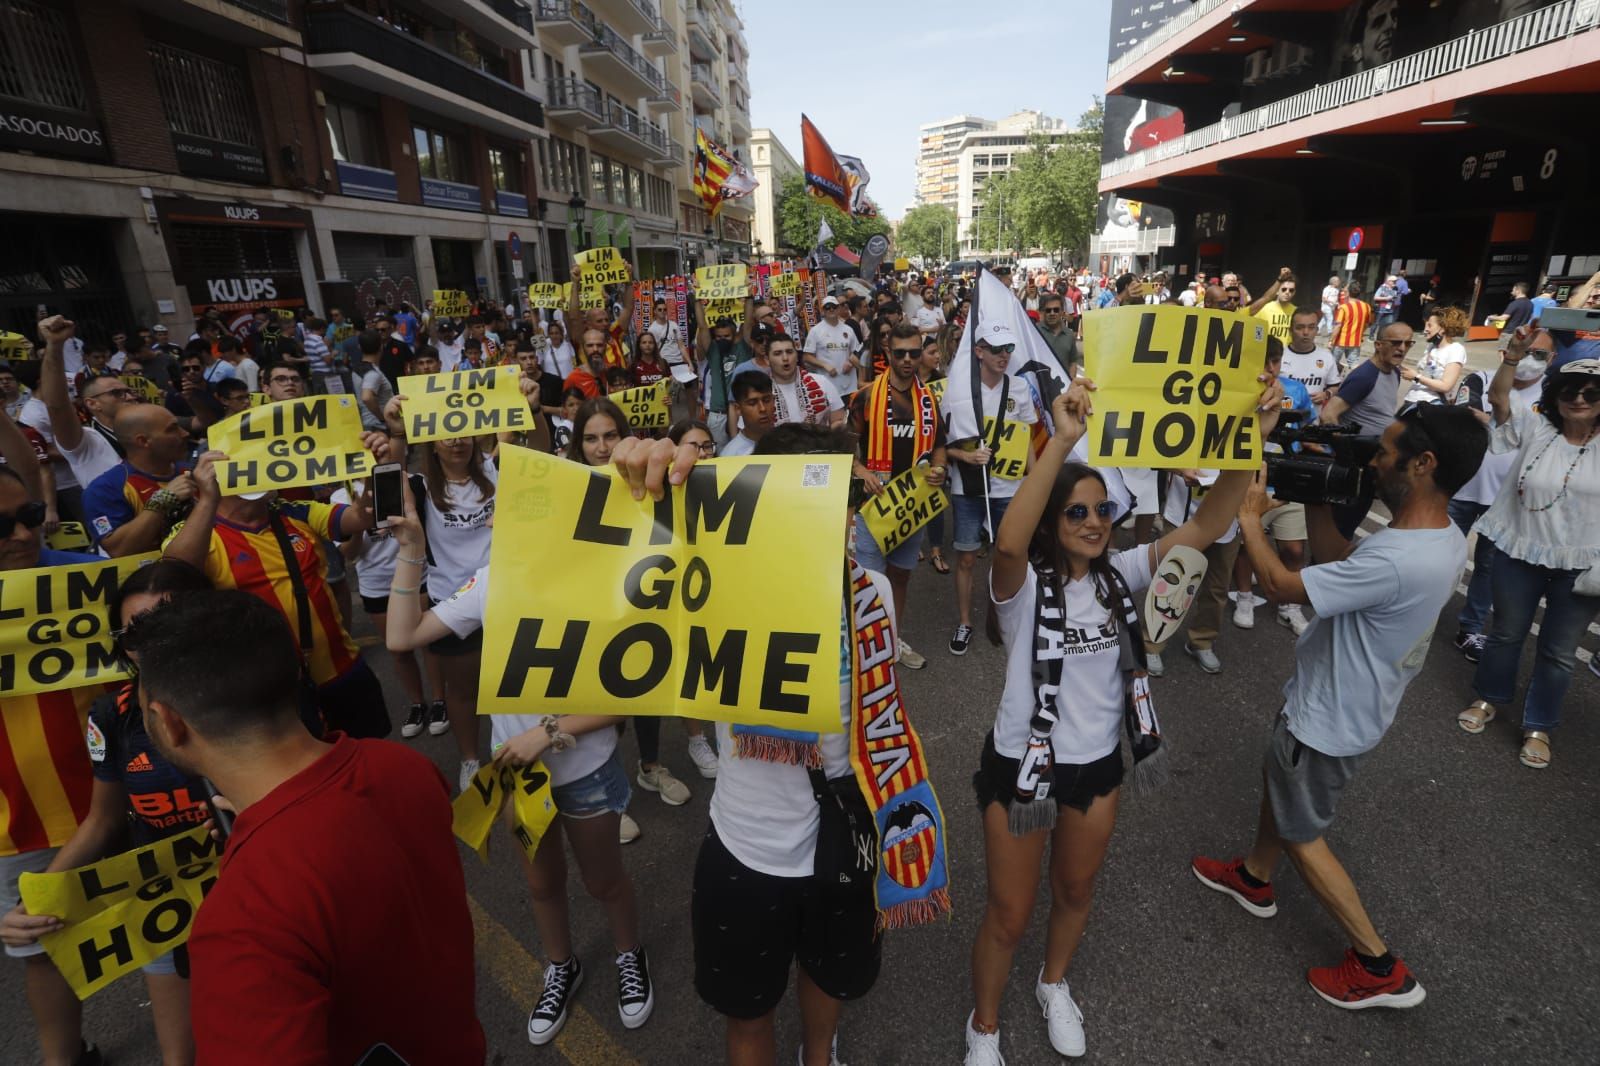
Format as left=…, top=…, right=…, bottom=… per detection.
left=1192, top=402, right=1487, bottom=1011
left=1318, top=322, right=1413, bottom=536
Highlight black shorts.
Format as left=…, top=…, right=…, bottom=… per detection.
left=692, top=825, right=881, bottom=1019
left=425, top=595, right=483, bottom=656
left=360, top=594, right=390, bottom=615
left=972, top=731, right=1123, bottom=814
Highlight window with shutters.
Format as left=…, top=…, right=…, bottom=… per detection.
left=147, top=43, right=258, bottom=147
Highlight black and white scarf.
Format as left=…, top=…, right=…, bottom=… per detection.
left=1010, top=563, right=1169, bottom=835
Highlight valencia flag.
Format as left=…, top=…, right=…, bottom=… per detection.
left=801, top=114, right=851, bottom=213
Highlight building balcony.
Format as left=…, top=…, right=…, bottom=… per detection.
left=121, top=0, right=299, bottom=47
left=1089, top=227, right=1176, bottom=258
left=641, top=18, right=676, bottom=58
left=455, top=0, right=537, bottom=49
left=1101, top=2, right=1600, bottom=191
left=729, top=107, right=750, bottom=137
left=592, top=101, right=674, bottom=161
left=689, top=63, right=721, bottom=109
left=590, top=0, right=661, bottom=38
left=580, top=23, right=667, bottom=96
left=304, top=4, right=544, bottom=141
left=534, top=0, right=597, bottom=48
left=652, top=82, right=683, bottom=113
left=544, top=76, right=605, bottom=129
left=687, top=5, right=720, bottom=61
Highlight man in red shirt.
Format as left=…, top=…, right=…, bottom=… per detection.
left=134, top=590, right=484, bottom=1065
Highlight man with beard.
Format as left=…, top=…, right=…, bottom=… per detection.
left=1192, top=402, right=1486, bottom=1011
left=564, top=328, right=612, bottom=399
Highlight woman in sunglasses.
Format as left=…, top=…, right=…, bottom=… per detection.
left=0, top=560, right=211, bottom=1066
left=964, top=372, right=1283, bottom=1063
left=1458, top=327, right=1600, bottom=769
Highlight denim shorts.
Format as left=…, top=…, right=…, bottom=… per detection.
left=552, top=749, right=631, bottom=820
left=952, top=494, right=1010, bottom=552
left=852, top=511, right=924, bottom=573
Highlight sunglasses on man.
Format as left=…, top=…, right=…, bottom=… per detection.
left=0, top=500, right=48, bottom=538
left=978, top=343, right=1016, bottom=356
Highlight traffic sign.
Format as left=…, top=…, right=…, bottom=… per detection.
left=508, top=232, right=522, bottom=260
left=1347, top=227, right=1364, bottom=253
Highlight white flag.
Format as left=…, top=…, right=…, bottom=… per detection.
left=815, top=217, right=834, bottom=251
left=943, top=268, right=1072, bottom=445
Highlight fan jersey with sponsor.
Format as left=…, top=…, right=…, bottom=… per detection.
left=82, top=461, right=189, bottom=550
left=88, top=685, right=207, bottom=845
left=1278, top=346, right=1343, bottom=396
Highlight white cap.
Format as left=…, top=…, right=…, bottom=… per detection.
left=821, top=295, right=840, bottom=307
left=977, top=320, right=1015, bottom=347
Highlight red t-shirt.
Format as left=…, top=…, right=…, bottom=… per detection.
left=188, top=735, right=484, bottom=1065
left=632, top=360, right=666, bottom=387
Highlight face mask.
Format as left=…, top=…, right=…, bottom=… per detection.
left=1514, top=355, right=1548, bottom=383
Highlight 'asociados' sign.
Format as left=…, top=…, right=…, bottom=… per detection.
left=0, top=101, right=109, bottom=163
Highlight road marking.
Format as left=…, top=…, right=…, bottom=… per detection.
left=469, top=896, right=640, bottom=1066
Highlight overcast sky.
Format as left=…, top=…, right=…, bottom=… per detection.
left=742, top=1, right=1113, bottom=220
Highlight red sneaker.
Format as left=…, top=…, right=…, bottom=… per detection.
left=1307, top=949, right=1427, bottom=1010
left=1191, top=855, right=1277, bottom=918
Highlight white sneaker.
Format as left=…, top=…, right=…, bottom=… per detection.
left=1035, top=969, right=1087, bottom=1057
left=1185, top=643, right=1222, bottom=674
left=458, top=758, right=480, bottom=794
left=896, top=639, right=927, bottom=670
left=964, top=1012, right=1005, bottom=1066
left=795, top=1034, right=843, bottom=1065
left=1277, top=603, right=1309, bottom=636
left=619, top=811, right=641, bottom=844
left=686, top=734, right=719, bottom=778
left=636, top=764, right=691, bottom=805
left=1146, top=651, right=1165, bottom=677
left=1232, top=599, right=1255, bottom=629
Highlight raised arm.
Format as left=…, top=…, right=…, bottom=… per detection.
left=163, top=452, right=219, bottom=569
left=993, top=384, right=1089, bottom=602
left=35, top=316, right=84, bottom=451
left=1487, top=326, right=1528, bottom=427
left=1247, top=268, right=1290, bottom=316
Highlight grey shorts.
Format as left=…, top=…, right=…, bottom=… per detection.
left=1263, top=716, right=1365, bottom=843
left=1, top=848, right=56, bottom=958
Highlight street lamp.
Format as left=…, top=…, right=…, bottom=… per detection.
left=753, top=236, right=763, bottom=265
left=567, top=194, right=587, bottom=252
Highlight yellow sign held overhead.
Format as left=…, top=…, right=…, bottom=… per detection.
left=696, top=264, right=748, bottom=301
left=1083, top=305, right=1265, bottom=470
left=479, top=447, right=850, bottom=733
left=613, top=380, right=669, bottom=431
left=576, top=284, right=606, bottom=310
left=860, top=463, right=948, bottom=556
left=0, top=553, right=154, bottom=697
left=432, top=289, right=472, bottom=318
left=577, top=247, right=631, bottom=286
left=526, top=282, right=565, bottom=309
left=705, top=298, right=744, bottom=324
left=208, top=395, right=373, bottom=495
left=0, top=331, right=33, bottom=361
left=398, top=365, right=531, bottom=444
left=767, top=272, right=801, bottom=298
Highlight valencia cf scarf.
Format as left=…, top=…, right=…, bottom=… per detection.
left=863, top=374, right=936, bottom=473
left=773, top=370, right=833, bottom=424
left=732, top=561, right=952, bottom=929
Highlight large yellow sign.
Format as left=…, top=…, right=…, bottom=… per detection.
left=696, top=264, right=748, bottom=300
left=19, top=828, right=221, bottom=999
left=577, top=247, right=631, bottom=286
left=398, top=366, right=531, bottom=443
left=0, top=553, right=154, bottom=696
left=527, top=282, right=565, bottom=309
left=613, top=380, right=668, bottom=431
left=860, top=463, right=948, bottom=555
left=1083, top=305, right=1265, bottom=470
left=767, top=272, right=801, bottom=298
left=209, top=396, right=373, bottom=495
left=432, top=289, right=471, bottom=318
left=480, top=447, right=850, bottom=732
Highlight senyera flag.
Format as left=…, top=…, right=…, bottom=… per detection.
left=694, top=127, right=756, bottom=220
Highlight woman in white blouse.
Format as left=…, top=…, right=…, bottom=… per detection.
left=1399, top=306, right=1469, bottom=405
left=1458, top=329, right=1600, bottom=769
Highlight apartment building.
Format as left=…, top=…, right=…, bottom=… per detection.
left=749, top=127, right=799, bottom=258
left=0, top=0, right=548, bottom=338
left=953, top=111, right=1072, bottom=255
left=678, top=0, right=754, bottom=263
left=915, top=114, right=988, bottom=212
left=1098, top=0, right=1600, bottom=318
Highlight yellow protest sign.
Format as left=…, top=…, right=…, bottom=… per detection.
left=958, top=416, right=1031, bottom=480
left=480, top=446, right=850, bottom=732
left=0, top=553, right=154, bottom=696
left=767, top=272, right=801, bottom=298
left=249, top=392, right=269, bottom=407
left=860, top=463, right=949, bottom=556
left=398, top=366, right=531, bottom=444
left=696, top=264, right=748, bottom=300
left=1, top=331, right=33, bottom=361
left=1083, top=306, right=1265, bottom=470
left=272, top=308, right=297, bottom=323
left=121, top=375, right=164, bottom=404
left=46, top=522, right=92, bottom=552
left=613, top=380, right=668, bottom=431
left=894, top=257, right=910, bottom=272
left=527, top=282, right=565, bottom=309
left=330, top=323, right=355, bottom=346
left=432, top=289, right=471, bottom=318
left=208, top=395, right=373, bottom=495
left=926, top=377, right=947, bottom=404
left=19, top=828, right=221, bottom=999
left=706, top=298, right=744, bottom=324
left=576, top=284, right=606, bottom=310
left=577, top=247, right=631, bottom=286
left=452, top=760, right=557, bottom=864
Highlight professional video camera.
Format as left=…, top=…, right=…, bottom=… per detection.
left=1264, top=413, right=1380, bottom=508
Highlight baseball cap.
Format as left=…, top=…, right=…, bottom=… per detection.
left=821, top=295, right=840, bottom=307
left=977, top=321, right=1015, bottom=347
left=1557, top=358, right=1600, bottom=377
left=751, top=321, right=775, bottom=342
left=151, top=324, right=168, bottom=333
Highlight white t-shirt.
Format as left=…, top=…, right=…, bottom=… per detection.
left=709, top=569, right=894, bottom=877
left=430, top=564, right=616, bottom=786
left=648, top=319, right=685, bottom=366
left=1289, top=525, right=1466, bottom=756
left=1160, top=471, right=1238, bottom=543
left=719, top=432, right=757, bottom=457
left=911, top=305, right=942, bottom=333
left=1321, top=285, right=1341, bottom=311
left=414, top=470, right=496, bottom=601
left=771, top=373, right=843, bottom=426
left=1454, top=378, right=1537, bottom=506
left=236, top=356, right=261, bottom=393
left=991, top=549, right=1154, bottom=765
left=1177, top=289, right=1197, bottom=307
left=436, top=338, right=466, bottom=373
left=1402, top=340, right=1467, bottom=405
left=1279, top=345, right=1342, bottom=397
left=951, top=374, right=1038, bottom=500
left=20, top=397, right=81, bottom=490
left=802, top=319, right=862, bottom=397
left=542, top=340, right=575, bottom=381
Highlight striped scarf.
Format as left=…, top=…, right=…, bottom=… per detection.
left=732, top=562, right=952, bottom=928
left=773, top=370, right=832, bottom=424
left=863, top=374, right=936, bottom=473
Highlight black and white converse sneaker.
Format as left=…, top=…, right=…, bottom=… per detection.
left=616, top=946, right=654, bottom=1029
left=400, top=703, right=426, bottom=739
left=527, top=956, right=582, bottom=1045
left=426, top=698, right=449, bottom=736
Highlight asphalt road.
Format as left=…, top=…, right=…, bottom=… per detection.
left=3, top=518, right=1597, bottom=1066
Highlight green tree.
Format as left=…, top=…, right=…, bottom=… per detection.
left=775, top=174, right=890, bottom=255
left=968, top=99, right=1104, bottom=262
left=895, top=203, right=959, bottom=263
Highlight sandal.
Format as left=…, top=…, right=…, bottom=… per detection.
left=1519, top=730, right=1552, bottom=770
left=1457, top=700, right=1496, bottom=735
left=930, top=551, right=950, bottom=575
